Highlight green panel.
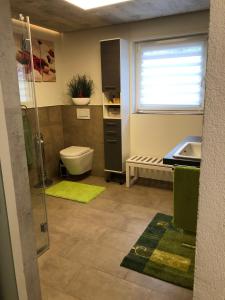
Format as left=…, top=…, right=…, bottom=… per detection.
left=0, top=165, right=19, bottom=300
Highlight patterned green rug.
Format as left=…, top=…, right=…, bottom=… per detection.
left=121, top=213, right=196, bottom=290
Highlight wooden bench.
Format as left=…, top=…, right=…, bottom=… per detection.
left=126, top=155, right=173, bottom=187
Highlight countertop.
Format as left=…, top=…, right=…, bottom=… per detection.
left=163, top=136, right=202, bottom=167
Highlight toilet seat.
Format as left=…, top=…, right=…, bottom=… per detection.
left=60, top=146, right=91, bottom=158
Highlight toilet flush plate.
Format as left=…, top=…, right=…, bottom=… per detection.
left=76, top=108, right=90, bottom=119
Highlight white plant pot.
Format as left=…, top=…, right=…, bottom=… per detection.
left=72, top=97, right=90, bottom=105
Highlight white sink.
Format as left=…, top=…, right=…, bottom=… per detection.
left=173, top=142, right=201, bottom=160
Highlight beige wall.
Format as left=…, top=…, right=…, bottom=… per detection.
left=194, top=1, right=225, bottom=299
left=62, top=11, right=209, bottom=106
left=131, top=114, right=203, bottom=157
left=61, top=11, right=209, bottom=157
left=13, top=12, right=209, bottom=162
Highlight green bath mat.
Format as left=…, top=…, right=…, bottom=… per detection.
left=121, top=213, right=196, bottom=290
left=45, top=180, right=105, bottom=203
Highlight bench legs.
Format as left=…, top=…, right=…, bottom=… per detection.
left=126, top=164, right=139, bottom=188
left=134, top=166, right=139, bottom=179
left=126, top=164, right=130, bottom=187
left=126, top=158, right=173, bottom=188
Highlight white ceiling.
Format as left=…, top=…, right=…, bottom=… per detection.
left=10, top=0, right=210, bottom=32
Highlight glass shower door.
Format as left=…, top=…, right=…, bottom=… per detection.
left=14, top=15, right=49, bottom=255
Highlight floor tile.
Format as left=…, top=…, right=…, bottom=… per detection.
left=98, top=228, right=139, bottom=252
left=38, top=254, right=82, bottom=292
left=122, top=217, right=149, bottom=235
left=64, top=240, right=128, bottom=279
left=36, top=176, right=190, bottom=300
left=115, top=202, right=159, bottom=220
left=41, top=284, right=80, bottom=300
left=46, top=229, right=79, bottom=257
left=125, top=270, right=193, bottom=299
left=150, top=289, right=193, bottom=300
left=88, top=196, right=120, bottom=212
left=65, top=267, right=152, bottom=300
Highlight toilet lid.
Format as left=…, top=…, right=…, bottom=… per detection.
left=60, top=146, right=91, bottom=157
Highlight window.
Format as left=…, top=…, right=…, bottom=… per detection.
left=17, top=65, right=30, bottom=104
left=135, top=35, right=207, bottom=112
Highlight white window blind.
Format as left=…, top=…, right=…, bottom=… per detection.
left=136, top=36, right=207, bottom=112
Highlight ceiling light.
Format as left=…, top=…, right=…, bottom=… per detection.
left=64, top=0, right=131, bottom=10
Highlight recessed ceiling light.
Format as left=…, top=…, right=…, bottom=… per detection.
left=65, top=0, right=131, bottom=10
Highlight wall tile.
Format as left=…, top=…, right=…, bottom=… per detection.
left=48, top=106, right=62, bottom=125
left=27, top=105, right=104, bottom=179
left=27, top=106, right=64, bottom=182
left=38, top=107, right=49, bottom=127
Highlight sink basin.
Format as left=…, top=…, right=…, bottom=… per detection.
left=173, top=142, right=201, bottom=160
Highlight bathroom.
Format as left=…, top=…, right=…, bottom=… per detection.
left=1, top=0, right=225, bottom=299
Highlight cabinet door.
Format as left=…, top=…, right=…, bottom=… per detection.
left=104, top=119, right=122, bottom=171
left=104, top=119, right=121, bottom=140
left=104, top=137, right=122, bottom=172
left=101, top=39, right=120, bottom=93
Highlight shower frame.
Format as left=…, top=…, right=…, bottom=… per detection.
left=17, top=15, right=49, bottom=255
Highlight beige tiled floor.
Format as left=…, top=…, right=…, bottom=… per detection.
left=38, top=176, right=193, bottom=300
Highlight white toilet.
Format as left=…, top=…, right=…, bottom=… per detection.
left=60, top=146, right=94, bottom=176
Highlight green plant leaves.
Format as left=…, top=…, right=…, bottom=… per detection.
left=67, top=74, right=94, bottom=98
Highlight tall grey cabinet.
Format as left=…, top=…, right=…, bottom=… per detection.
left=100, top=38, right=130, bottom=179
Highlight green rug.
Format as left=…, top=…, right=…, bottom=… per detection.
left=121, top=213, right=196, bottom=290
left=45, top=180, right=105, bottom=203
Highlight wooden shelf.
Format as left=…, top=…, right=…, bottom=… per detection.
left=103, top=116, right=121, bottom=120
left=103, top=103, right=121, bottom=106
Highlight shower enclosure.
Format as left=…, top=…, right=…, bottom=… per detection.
left=14, top=15, right=49, bottom=255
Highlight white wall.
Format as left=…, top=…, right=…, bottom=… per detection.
left=12, top=20, right=64, bottom=107
left=62, top=11, right=209, bottom=157
left=194, top=1, right=225, bottom=299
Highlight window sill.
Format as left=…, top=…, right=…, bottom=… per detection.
left=135, top=110, right=204, bottom=115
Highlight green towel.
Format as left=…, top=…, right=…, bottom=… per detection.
left=173, top=166, right=200, bottom=234
left=22, top=114, right=33, bottom=168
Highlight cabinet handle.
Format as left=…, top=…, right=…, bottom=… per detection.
left=106, top=122, right=117, bottom=126
left=106, top=139, right=118, bottom=143
left=104, top=86, right=116, bottom=90
left=105, top=130, right=117, bottom=134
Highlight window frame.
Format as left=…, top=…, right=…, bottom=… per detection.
left=135, top=34, right=208, bottom=114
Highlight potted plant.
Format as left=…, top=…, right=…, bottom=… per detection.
left=67, top=74, right=94, bottom=105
